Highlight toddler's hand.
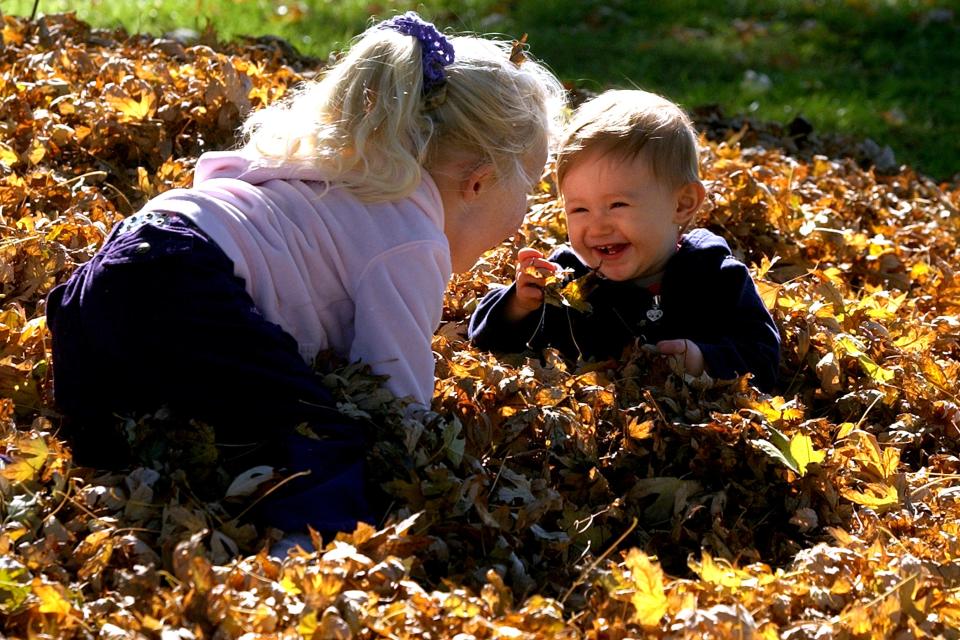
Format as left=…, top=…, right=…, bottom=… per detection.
left=657, top=339, right=705, bottom=377
left=505, top=247, right=558, bottom=321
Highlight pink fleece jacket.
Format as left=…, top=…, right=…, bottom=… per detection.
left=141, top=151, right=451, bottom=407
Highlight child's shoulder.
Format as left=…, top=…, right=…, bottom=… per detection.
left=670, top=228, right=743, bottom=277
left=678, top=228, right=732, bottom=256
left=677, top=228, right=747, bottom=264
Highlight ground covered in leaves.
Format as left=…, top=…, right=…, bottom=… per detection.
left=2, top=13, right=960, bottom=640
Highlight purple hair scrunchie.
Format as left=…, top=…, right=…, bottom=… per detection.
left=380, top=11, right=455, bottom=95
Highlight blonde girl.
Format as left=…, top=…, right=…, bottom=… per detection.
left=47, top=12, right=565, bottom=539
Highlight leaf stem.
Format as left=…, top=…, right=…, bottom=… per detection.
left=561, top=516, right=638, bottom=605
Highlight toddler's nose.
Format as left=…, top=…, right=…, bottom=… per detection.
left=586, top=218, right=615, bottom=236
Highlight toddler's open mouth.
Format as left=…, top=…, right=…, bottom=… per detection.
left=593, top=243, right=629, bottom=258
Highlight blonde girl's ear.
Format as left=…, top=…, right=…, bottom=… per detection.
left=460, top=162, right=496, bottom=202
left=673, top=180, right=706, bottom=226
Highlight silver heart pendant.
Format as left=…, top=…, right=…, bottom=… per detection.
left=646, top=308, right=663, bottom=322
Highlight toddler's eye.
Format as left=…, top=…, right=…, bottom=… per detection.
left=610, top=201, right=628, bottom=209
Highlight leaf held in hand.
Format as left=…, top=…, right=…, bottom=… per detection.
left=542, top=268, right=598, bottom=314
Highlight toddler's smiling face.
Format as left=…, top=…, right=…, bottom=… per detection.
left=562, top=148, right=693, bottom=282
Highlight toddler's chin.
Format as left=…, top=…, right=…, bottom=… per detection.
left=597, top=262, right=647, bottom=282
left=596, top=267, right=627, bottom=281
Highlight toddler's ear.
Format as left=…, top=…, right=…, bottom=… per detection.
left=673, top=181, right=706, bottom=225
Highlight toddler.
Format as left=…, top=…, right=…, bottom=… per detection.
left=469, top=89, right=780, bottom=390
left=47, top=13, right=565, bottom=538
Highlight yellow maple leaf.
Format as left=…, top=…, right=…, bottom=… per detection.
left=624, top=549, right=668, bottom=627
left=694, top=552, right=744, bottom=589
left=26, top=138, right=45, bottom=165
left=557, top=274, right=596, bottom=313
left=0, top=141, right=19, bottom=168
left=296, top=610, right=318, bottom=637
left=745, top=396, right=804, bottom=426
left=842, top=604, right=873, bottom=635
left=279, top=575, right=302, bottom=596
left=834, top=334, right=895, bottom=383
left=755, top=279, right=780, bottom=311
left=939, top=604, right=960, bottom=630
left=32, top=579, right=72, bottom=617
left=843, top=430, right=899, bottom=481
left=840, top=482, right=899, bottom=511
left=788, top=433, right=825, bottom=475
left=835, top=421, right=856, bottom=440
left=0, top=434, right=49, bottom=482
left=105, top=90, right=157, bottom=121
left=627, top=417, right=655, bottom=441
left=2, top=21, right=25, bottom=46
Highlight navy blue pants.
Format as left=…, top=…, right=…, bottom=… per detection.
left=46, top=213, right=372, bottom=533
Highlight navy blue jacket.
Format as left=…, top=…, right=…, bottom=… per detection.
left=468, top=229, right=781, bottom=390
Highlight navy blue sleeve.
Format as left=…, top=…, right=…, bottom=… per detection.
left=692, top=257, right=781, bottom=391
left=468, top=246, right=587, bottom=355
left=467, top=283, right=541, bottom=353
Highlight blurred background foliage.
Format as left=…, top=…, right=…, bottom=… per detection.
left=3, top=0, right=957, bottom=181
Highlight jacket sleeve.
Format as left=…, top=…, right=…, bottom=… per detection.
left=350, top=241, right=450, bottom=407
left=694, top=257, right=781, bottom=391
left=469, top=246, right=592, bottom=356
left=468, top=283, right=542, bottom=353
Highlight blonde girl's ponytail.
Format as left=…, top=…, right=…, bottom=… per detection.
left=242, top=13, right=566, bottom=203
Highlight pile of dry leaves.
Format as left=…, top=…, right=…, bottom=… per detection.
left=2, top=13, right=959, bottom=639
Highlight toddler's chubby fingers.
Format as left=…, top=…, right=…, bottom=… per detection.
left=656, top=339, right=687, bottom=355
left=514, top=248, right=558, bottom=305
left=656, top=339, right=705, bottom=376
left=517, top=247, right=544, bottom=264
left=516, top=248, right=558, bottom=279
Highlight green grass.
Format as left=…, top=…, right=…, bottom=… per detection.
left=4, top=0, right=957, bottom=181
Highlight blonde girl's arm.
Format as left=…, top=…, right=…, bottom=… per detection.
left=348, top=241, right=451, bottom=407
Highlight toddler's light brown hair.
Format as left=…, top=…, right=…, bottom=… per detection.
left=556, top=89, right=700, bottom=190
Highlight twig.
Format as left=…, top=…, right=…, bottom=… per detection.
left=229, top=469, right=312, bottom=522
left=561, top=517, right=638, bottom=605
left=855, top=392, right=884, bottom=430
left=525, top=301, right=548, bottom=350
